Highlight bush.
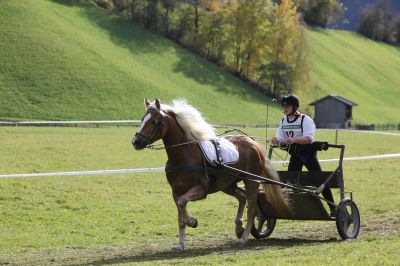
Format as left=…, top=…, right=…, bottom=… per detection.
left=358, top=0, right=400, bottom=44
left=297, top=0, right=342, bottom=28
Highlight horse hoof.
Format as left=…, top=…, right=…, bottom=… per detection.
left=187, top=218, right=198, bottom=228
left=238, top=239, right=247, bottom=248
left=236, top=227, right=244, bottom=239
left=171, top=246, right=184, bottom=253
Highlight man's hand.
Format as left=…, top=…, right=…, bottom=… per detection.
left=271, top=138, right=279, bottom=145
left=286, top=137, right=296, bottom=144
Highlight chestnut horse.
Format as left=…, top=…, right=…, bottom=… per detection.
left=132, top=98, right=290, bottom=252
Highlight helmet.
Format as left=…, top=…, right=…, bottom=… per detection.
left=281, top=94, right=299, bottom=108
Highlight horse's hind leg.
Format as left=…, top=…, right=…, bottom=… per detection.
left=222, top=184, right=247, bottom=238
left=172, top=185, right=206, bottom=252
left=238, top=180, right=259, bottom=247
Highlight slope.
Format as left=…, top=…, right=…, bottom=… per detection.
left=0, top=1, right=399, bottom=125
left=302, top=29, right=400, bottom=124
left=0, top=0, right=277, bottom=124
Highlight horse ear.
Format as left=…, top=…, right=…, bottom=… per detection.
left=155, top=98, right=161, bottom=111
left=144, top=98, right=150, bottom=109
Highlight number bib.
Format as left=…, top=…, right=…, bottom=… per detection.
left=281, top=115, right=305, bottom=139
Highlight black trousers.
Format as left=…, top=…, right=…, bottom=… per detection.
left=288, top=153, right=335, bottom=210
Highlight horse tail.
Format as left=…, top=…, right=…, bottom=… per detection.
left=261, top=159, right=292, bottom=217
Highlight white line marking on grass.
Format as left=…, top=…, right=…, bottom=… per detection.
left=1, top=153, right=399, bottom=179
left=0, top=168, right=165, bottom=179
left=319, top=128, right=400, bottom=136
left=350, top=130, right=400, bottom=136
left=271, top=153, right=400, bottom=164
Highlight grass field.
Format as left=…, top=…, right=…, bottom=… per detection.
left=1, top=0, right=400, bottom=124
left=0, top=126, right=399, bottom=265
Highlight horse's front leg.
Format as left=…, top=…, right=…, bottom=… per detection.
left=172, top=184, right=207, bottom=252
left=172, top=192, right=186, bottom=253
left=238, top=180, right=259, bottom=247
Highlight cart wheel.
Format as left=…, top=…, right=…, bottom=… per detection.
left=251, top=208, right=276, bottom=239
left=336, top=199, right=360, bottom=240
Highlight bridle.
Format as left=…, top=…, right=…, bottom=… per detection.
left=134, top=109, right=165, bottom=146
left=134, top=108, right=202, bottom=150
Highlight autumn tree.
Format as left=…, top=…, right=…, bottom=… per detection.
left=259, top=0, right=311, bottom=96
left=224, top=0, right=273, bottom=76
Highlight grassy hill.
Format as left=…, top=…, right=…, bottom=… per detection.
left=303, top=30, right=400, bottom=124
left=0, top=0, right=399, bottom=125
left=0, top=0, right=277, bottom=124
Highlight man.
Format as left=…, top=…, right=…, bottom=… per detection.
left=272, top=94, right=336, bottom=215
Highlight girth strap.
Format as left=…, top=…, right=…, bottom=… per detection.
left=165, top=164, right=220, bottom=176
left=165, top=165, right=205, bottom=174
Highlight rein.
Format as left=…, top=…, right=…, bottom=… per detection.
left=146, top=128, right=253, bottom=150
left=143, top=128, right=291, bottom=166
left=147, top=139, right=201, bottom=150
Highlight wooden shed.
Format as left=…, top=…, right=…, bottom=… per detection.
left=309, top=95, right=357, bottom=129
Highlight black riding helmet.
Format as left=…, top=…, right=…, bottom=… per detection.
left=281, top=94, right=299, bottom=108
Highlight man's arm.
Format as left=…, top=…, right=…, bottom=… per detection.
left=286, top=136, right=312, bottom=144
left=272, top=119, right=285, bottom=145
left=287, top=116, right=315, bottom=144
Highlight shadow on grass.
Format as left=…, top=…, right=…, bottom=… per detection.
left=49, top=0, right=269, bottom=103
left=80, top=238, right=338, bottom=265
left=50, top=0, right=167, bottom=56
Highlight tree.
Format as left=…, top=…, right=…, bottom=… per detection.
left=259, top=0, right=310, bottom=96
left=160, top=0, right=176, bottom=35
left=171, top=3, right=195, bottom=42
left=223, top=0, right=273, bottom=76
left=112, top=0, right=126, bottom=14
left=358, top=0, right=400, bottom=44
left=297, top=0, right=342, bottom=28
left=358, top=8, right=386, bottom=41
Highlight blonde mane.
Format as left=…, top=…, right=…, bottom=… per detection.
left=156, top=99, right=216, bottom=141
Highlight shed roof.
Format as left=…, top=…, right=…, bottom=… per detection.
left=309, top=94, right=358, bottom=106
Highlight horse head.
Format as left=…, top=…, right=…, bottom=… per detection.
left=132, top=98, right=167, bottom=150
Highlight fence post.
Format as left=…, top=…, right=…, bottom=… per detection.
left=335, top=128, right=338, bottom=145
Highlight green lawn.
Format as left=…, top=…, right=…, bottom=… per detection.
left=0, top=127, right=399, bottom=265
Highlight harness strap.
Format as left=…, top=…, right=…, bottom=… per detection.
left=164, top=164, right=221, bottom=175
left=202, top=154, right=209, bottom=180
left=167, top=162, right=222, bottom=192
left=165, top=165, right=205, bottom=173
left=210, top=139, right=223, bottom=165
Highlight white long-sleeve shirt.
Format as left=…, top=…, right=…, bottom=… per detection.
left=276, top=114, right=316, bottom=143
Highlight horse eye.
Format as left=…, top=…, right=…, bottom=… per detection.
left=151, top=120, right=157, bottom=125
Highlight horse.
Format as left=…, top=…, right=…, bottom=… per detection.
left=131, top=98, right=290, bottom=252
